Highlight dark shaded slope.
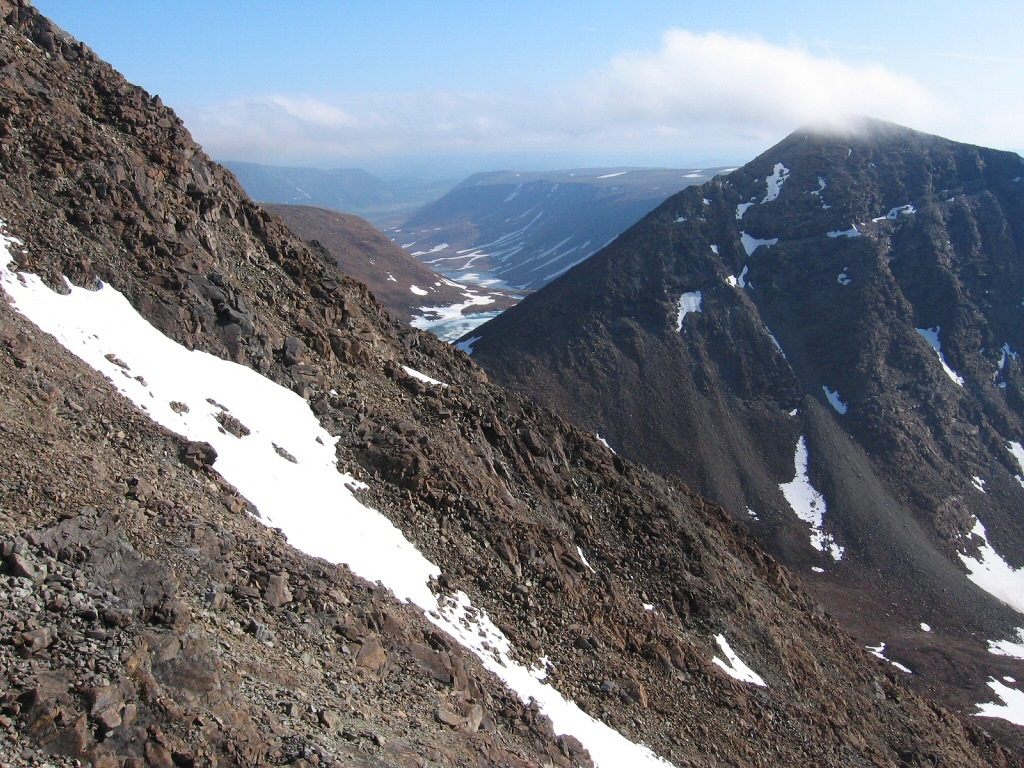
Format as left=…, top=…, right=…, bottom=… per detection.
left=470, top=120, right=1024, bottom=718
left=0, top=5, right=1019, bottom=765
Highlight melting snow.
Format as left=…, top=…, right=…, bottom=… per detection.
left=596, top=171, right=628, bottom=179
left=710, top=244, right=719, bottom=254
left=455, top=335, right=482, bottom=355
left=827, top=226, right=860, bottom=238
left=872, top=204, right=916, bottom=222
left=837, top=270, right=852, bottom=286
left=921, top=623, right=932, bottom=632
left=386, top=273, right=397, bottom=282
left=972, top=476, right=987, bottom=493
left=977, top=679, right=1024, bottom=726
left=675, top=291, right=702, bottom=331
left=866, top=643, right=912, bottom=674
left=409, top=285, right=428, bottom=296
left=410, top=243, right=450, bottom=257
left=402, top=366, right=447, bottom=387
left=0, top=228, right=677, bottom=768
left=596, top=433, right=616, bottom=453
left=576, top=547, right=597, bottom=574
left=735, top=202, right=754, bottom=220
left=740, top=232, right=778, bottom=257
left=916, top=326, right=964, bottom=386
left=779, top=437, right=844, bottom=561
left=643, top=603, right=655, bottom=611
left=811, top=566, right=824, bottom=573
left=1008, top=441, right=1024, bottom=487
left=725, top=265, right=748, bottom=289
left=762, top=163, right=790, bottom=203
left=823, top=386, right=848, bottom=414
left=959, top=518, right=1024, bottom=614
left=675, top=215, right=687, bottom=223
left=989, top=628, right=1024, bottom=659
left=713, top=635, right=767, bottom=687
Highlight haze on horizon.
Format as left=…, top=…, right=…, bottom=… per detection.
left=33, top=0, right=1024, bottom=178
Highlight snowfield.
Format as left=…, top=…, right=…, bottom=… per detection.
left=779, top=437, right=845, bottom=561
left=0, top=225, right=677, bottom=768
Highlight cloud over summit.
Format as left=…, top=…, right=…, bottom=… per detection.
left=185, top=29, right=939, bottom=167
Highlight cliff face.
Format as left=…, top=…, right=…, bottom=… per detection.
left=1, top=2, right=1021, bottom=765
left=470, top=119, right=1024, bottom=726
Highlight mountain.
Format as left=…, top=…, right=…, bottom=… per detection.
left=264, top=204, right=518, bottom=337
left=468, top=118, right=1024, bottom=725
left=0, top=4, right=1021, bottom=766
left=391, top=167, right=730, bottom=291
left=223, top=161, right=455, bottom=227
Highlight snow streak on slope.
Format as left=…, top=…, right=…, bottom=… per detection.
left=958, top=519, right=1024, bottom=614
left=0, top=227, right=675, bottom=768
left=712, top=635, right=767, bottom=687
left=915, top=327, right=964, bottom=386
left=762, top=163, right=790, bottom=203
left=1008, top=441, right=1024, bottom=487
left=779, top=437, right=844, bottom=561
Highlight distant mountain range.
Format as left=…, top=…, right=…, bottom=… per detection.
left=266, top=204, right=518, bottom=338
left=391, top=167, right=731, bottom=290
left=469, top=119, right=1024, bottom=729
left=222, top=161, right=456, bottom=227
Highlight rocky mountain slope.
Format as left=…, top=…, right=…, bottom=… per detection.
left=469, top=119, right=1024, bottom=727
left=392, top=167, right=728, bottom=291
left=224, top=162, right=454, bottom=228
left=263, top=204, right=518, bottom=334
left=1, top=3, right=1021, bottom=765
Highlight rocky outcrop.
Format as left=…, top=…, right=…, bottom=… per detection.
left=1, top=3, right=1021, bottom=765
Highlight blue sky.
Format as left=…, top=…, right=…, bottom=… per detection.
left=33, top=1, right=1024, bottom=177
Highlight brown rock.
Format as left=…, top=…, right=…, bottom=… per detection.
left=263, top=570, right=292, bottom=608
left=356, top=634, right=388, bottom=674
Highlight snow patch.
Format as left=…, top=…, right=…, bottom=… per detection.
left=576, top=546, right=597, bottom=574
left=989, top=628, right=1024, bottom=659
left=916, top=326, right=964, bottom=386
left=1008, top=441, right=1024, bottom=487
left=972, top=476, right=987, bottom=493
left=959, top=518, right=1024, bottom=614
left=596, top=171, right=627, bottom=179
left=866, top=643, right=912, bottom=674
left=762, top=163, right=790, bottom=203
left=409, top=285, right=428, bottom=296
left=386, top=273, right=397, bottom=282
left=977, top=679, right=1024, bottom=726
left=596, top=433, right=616, bottom=454
left=710, top=244, right=719, bottom=255
left=779, top=437, right=844, bottom=561
left=674, top=215, right=687, bottom=223
left=823, top=386, right=848, bottom=414
left=837, top=270, right=852, bottom=286
left=872, top=204, right=916, bottom=222
left=735, top=202, right=754, bottom=220
left=827, top=226, right=860, bottom=238
left=455, top=335, right=482, bottom=355
left=0, top=228, right=677, bottom=768
left=713, top=635, right=767, bottom=687
left=675, top=291, right=702, bottom=331
left=740, top=232, right=778, bottom=257
left=921, top=623, right=932, bottom=632
left=726, top=266, right=748, bottom=289
left=402, top=366, right=447, bottom=387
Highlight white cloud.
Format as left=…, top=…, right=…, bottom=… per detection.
left=183, top=29, right=941, bottom=167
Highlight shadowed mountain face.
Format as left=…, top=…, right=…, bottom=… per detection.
left=391, top=168, right=729, bottom=291
left=469, top=120, right=1024, bottom=718
left=1, top=2, right=1023, bottom=764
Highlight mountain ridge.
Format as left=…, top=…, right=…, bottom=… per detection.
left=468, top=117, right=1024, bottom=728
left=1, top=3, right=1021, bottom=765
